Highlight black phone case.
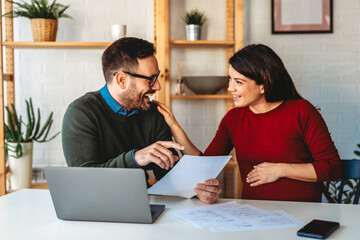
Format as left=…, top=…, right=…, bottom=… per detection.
left=297, top=219, right=340, bottom=239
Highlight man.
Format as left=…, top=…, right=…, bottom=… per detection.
left=62, top=37, right=221, bottom=204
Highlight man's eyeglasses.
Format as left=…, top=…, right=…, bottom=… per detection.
left=113, top=71, right=160, bottom=87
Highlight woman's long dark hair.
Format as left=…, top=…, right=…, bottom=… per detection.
left=229, top=44, right=302, bottom=102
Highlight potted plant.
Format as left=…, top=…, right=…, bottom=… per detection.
left=4, top=98, right=60, bottom=190
left=328, top=145, right=360, bottom=203
left=183, top=8, right=206, bottom=41
left=2, top=0, right=71, bottom=41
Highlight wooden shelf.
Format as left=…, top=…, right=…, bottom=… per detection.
left=31, top=182, right=48, bottom=189
left=171, top=94, right=232, bottom=99
left=3, top=40, right=235, bottom=49
left=2, top=74, right=13, bottom=82
left=7, top=182, right=48, bottom=194
left=2, top=42, right=111, bottom=49
left=170, top=40, right=235, bottom=47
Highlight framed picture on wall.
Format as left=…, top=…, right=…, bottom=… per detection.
left=272, top=0, right=333, bottom=34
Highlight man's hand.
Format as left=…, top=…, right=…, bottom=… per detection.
left=134, top=141, right=184, bottom=170
left=195, top=179, right=222, bottom=204
left=246, top=162, right=282, bottom=187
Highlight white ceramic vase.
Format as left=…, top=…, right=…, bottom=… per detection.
left=8, top=142, right=33, bottom=190
left=111, top=24, right=127, bottom=41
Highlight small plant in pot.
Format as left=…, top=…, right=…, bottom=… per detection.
left=183, top=8, right=206, bottom=41
left=2, top=0, right=71, bottom=41
left=4, top=98, right=60, bottom=190
left=327, top=145, right=360, bottom=203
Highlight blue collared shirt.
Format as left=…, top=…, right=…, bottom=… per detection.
left=100, top=84, right=139, bottom=166
left=100, top=85, right=139, bottom=117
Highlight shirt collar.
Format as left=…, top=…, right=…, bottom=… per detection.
left=100, top=85, right=139, bottom=116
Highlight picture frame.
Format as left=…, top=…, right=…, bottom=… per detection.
left=272, top=0, right=333, bottom=34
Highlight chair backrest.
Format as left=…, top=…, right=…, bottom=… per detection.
left=337, top=160, right=360, bottom=204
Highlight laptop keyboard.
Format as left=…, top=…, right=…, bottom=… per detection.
left=151, top=210, right=156, bottom=217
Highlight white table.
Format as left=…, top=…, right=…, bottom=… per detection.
left=0, top=189, right=359, bottom=240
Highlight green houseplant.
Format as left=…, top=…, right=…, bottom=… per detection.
left=182, top=9, right=206, bottom=41
left=328, top=145, right=360, bottom=203
left=355, top=144, right=360, bottom=157
left=2, top=0, right=71, bottom=41
left=183, top=9, right=206, bottom=26
left=4, top=98, right=60, bottom=190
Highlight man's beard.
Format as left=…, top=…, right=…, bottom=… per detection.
left=120, top=82, right=152, bottom=111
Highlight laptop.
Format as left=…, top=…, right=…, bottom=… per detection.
left=44, top=167, right=165, bottom=224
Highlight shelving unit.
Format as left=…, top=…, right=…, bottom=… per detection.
left=154, top=0, right=243, bottom=198
left=2, top=42, right=111, bottom=49
left=170, top=40, right=236, bottom=47
left=0, top=0, right=12, bottom=196
left=171, top=94, right=233, bottom=99
left=0, top=1, right=114, bottom=196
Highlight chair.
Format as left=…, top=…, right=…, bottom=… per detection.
left=337, top=160, right=360, bottom=204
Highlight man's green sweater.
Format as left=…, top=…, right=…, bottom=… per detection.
left=62, top=91, right=173, bottom=181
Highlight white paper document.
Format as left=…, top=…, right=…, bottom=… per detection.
left=167, top=201, right=304, bottom=232
left=148, top=155, right=231, bottom=198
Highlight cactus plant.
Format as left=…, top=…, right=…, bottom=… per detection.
left=4, top=98, right=60, bottom=159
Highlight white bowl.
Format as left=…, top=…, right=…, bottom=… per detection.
left=183, top=76, right=228, bottom=94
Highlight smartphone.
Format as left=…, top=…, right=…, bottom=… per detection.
left=297, top=219, right=340, bottom=239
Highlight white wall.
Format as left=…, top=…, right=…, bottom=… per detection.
left=4, top=0, right=360, bottom=167
left=243, top=0, right=360, bottom=159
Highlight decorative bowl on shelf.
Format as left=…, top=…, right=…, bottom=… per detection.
left=183, top=76, right=228, bottom=94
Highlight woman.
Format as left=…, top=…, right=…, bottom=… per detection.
left=156, top=44, right=341, bottom=202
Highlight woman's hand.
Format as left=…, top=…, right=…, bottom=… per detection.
left=246, top=162, right=283, bottom=187
left=247, top=162, right=317, bottom=187
left=152, top=100, right=201, bottom=156
left=153, top=100, right=178, bottom=128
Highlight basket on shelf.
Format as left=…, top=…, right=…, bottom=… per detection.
left=30, top=18, right=58, bottom=41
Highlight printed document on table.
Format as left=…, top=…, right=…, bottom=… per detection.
left=168, top=201, right=304, bottom=232
left=148, top=155, right=231, bottom=198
